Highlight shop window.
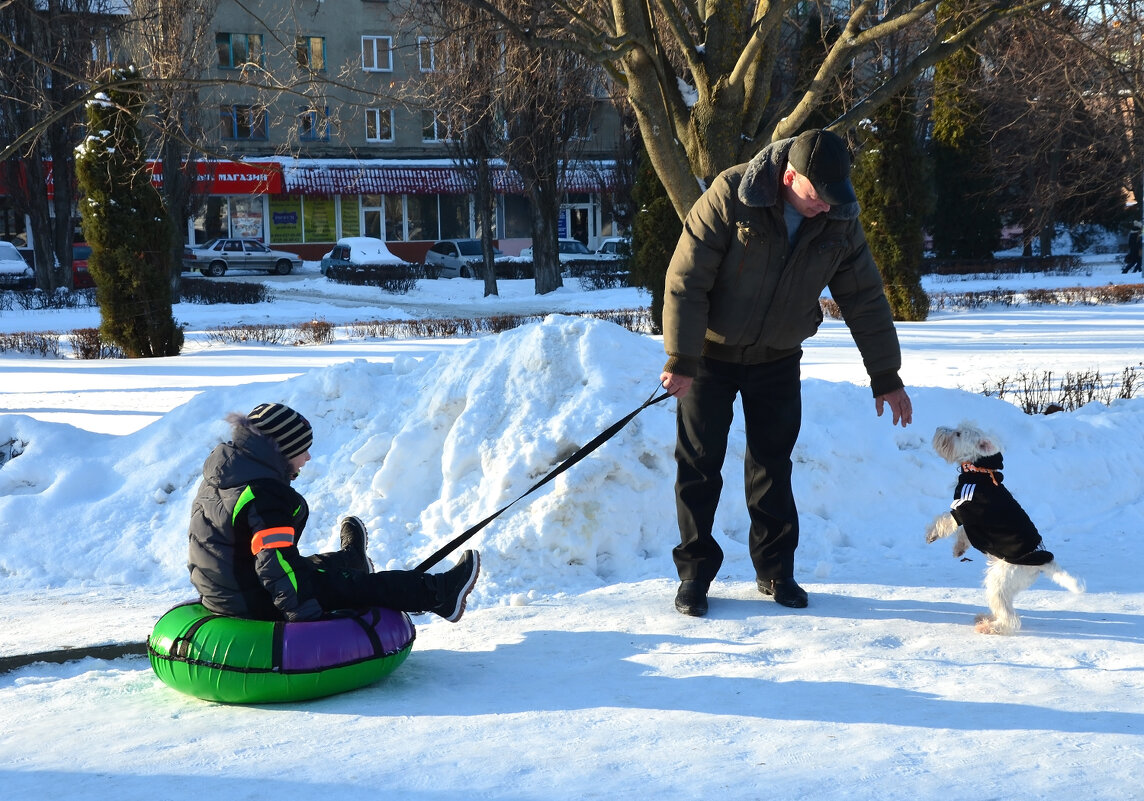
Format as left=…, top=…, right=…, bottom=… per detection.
left=220, top=105, right=268, bottom=141
left=406, top=195, right=439, bottom=241
left=268, top=197, right=303, bottom=243
left=296, top=36, right=326, bottom=71
left=365, top=108, right=394, bottom=142
left=384, top=195, right=403, bottom=240
left=299, top=107, right=330, bottom=141
left=439, top=195, right=469, bottom=240
left=217, top=33, right=263, bottom=69
left=341, top=196, right=361, bottom=238
left=230, top=197, right=264, bottom=240
left=362, top=36, right=393, bottom=72
left=501, top=194, right=530, bottom=239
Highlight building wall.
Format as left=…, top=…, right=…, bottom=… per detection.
left=192, top=0, right=626, bottom=261
left=205, top=0, right=623, bottom=163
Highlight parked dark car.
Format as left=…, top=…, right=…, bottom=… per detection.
left=72, top=243, right=95, bottom=289
left=182, top=238, right=302, bottom=277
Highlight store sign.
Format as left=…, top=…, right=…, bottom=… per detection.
left=35, top=160, right=284, bottom=199
left=149, top=161, right=284, bottom=195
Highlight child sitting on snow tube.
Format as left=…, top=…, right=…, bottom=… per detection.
left=187, top=402, right=480, bottom=624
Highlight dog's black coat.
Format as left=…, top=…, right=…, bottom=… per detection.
left=950, top=453, right=1055, bottom=566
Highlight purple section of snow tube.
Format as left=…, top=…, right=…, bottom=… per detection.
left=280, top=608, right=415, bottom=672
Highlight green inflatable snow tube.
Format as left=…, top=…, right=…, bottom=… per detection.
left=147, top=601, right=415, bottom=704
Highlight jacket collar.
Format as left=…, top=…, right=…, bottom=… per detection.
left=738, top=136, right=860, bottom=221
left=958, top=452, right=1005, bottom=485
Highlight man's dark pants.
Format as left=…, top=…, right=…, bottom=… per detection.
left=672, top=353, right=802, bottom=584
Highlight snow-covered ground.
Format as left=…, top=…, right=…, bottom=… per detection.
left=1, top=255, right=1142, bottom=800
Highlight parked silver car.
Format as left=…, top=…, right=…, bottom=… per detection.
left=520, top=238, right=614, bottom=263
left=182, top=238, right=302, bottom=277
left=424, top=238, right=512, bottom=279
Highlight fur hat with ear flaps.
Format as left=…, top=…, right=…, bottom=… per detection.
left=246, top=402, right=313, bottom=459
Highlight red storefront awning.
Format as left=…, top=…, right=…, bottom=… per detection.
left=6, top=159, right=615, bottom=200
left=280, top=163, right=618, bottom=196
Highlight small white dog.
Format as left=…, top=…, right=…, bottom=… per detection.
left=926, top=422, right=1083, bottom=634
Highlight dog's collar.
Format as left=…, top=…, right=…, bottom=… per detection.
left=959, top=462, right=1002, bottom=486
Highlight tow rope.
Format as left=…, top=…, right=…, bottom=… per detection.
left=1, top=390, right=673, bottom=671
left=415, top=388, right=672, bottom=572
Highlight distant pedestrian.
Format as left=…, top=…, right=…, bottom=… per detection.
left=1123, top=225, right=1141, bottom=274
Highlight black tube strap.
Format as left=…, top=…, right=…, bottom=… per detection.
left=415, top=389, right=672, bottom=573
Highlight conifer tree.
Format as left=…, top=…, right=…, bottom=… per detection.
left=930, top=0, right=1000, bottom=259
left=630, top=148, right=682, bottom=334
left=75, top=66, right=183, bottom=358
left=852, top=90, right=931, bottom=321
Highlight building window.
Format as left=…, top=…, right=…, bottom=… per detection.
left=91, top=34, right=129, bottom=66
left=365, top=108, right=394, bottom=142
left=296, top=36, right=326, bottom=71
left=439, top=195, right=469, bottom=239
left=418, top=36, right=435, bottom=72
left=299, top=106, right=330, bottom=141
left=406, top=194, right=440, bottom=241
left=217, top=33, right=264, bottom=69
left=220, top=105, right=268, bottom=140
left=362, top=36, right=393, bottom=72
left=568, top=106, right=594, bottom=141
left=421, top=110, right=451, bottom=142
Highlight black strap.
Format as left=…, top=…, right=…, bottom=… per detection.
left=415, top=389, right=672, bottom=573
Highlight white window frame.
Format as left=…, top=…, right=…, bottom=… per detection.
left=362, top=36, right=393, bottom=72
left=418, top=36, right=435, bottom=72
left=421, top=109, right=452, bottom=143
left=365, top=108, right=394, bottom=143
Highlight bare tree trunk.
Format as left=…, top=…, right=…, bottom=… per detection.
left=476, top=157, right=498, bottom=297
left=529, top=175, right=563, bottom=295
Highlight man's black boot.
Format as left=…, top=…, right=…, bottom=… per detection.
left=757, top=577, right=808, bottom=608
left=674, top=579, right=710, bottom=616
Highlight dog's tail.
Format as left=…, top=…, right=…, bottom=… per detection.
left=1045, top=561, right=1085, bottom=594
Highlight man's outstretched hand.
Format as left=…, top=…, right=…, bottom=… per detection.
left=876, top=387, right=913, bottom=428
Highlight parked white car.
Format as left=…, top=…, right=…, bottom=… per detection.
left=0, top=241, right=34, bottom=288
left=595, top=237, right=630, bottom=259
left=424, top=238, right=515, bottom=279
left=320, top=237, right=404, bottom=275
left=520, top=238, right=613, bottom=263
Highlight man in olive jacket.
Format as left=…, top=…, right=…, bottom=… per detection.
left=659, top=129, right=913, bottom=617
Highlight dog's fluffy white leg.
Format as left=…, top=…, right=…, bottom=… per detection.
left=977, top=559, right=1039, bottom=635
left=926, top=514, right=970, bottom=557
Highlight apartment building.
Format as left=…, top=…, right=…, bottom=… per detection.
left=196, top=0, right=626, bottom=261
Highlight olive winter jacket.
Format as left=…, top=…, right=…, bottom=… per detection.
left=662, top=136, right=903, bottom=397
